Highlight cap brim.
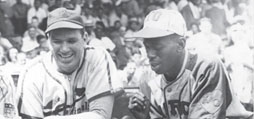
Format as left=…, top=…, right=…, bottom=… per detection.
left=45, top=21, right=83, bottom=33
left=129, top=27, right=174, bottom=38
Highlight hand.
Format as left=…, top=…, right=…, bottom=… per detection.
left=128, top=92, right=150, bottom=119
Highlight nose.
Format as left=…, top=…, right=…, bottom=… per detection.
left=60, top=42, right=70, bottom=53
left=146, top=48, right=156, bottom=60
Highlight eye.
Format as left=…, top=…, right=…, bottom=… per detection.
left=67, top=38, right=78, bottom=44
left=52, top=39, right=62, bottom=44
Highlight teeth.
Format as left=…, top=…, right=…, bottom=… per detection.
left=60, top=54, right=72, bottom=58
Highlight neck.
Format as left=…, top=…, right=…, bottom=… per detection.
left=164, top=51, right=185, bottom=82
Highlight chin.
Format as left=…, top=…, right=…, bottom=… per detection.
left=151, top=68, right=163, bottom=74
left=57, top=63, right=77, bottom=75
left=59, top=68, right=75, bottom=75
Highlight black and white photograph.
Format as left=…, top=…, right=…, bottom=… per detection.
left=0, top=0, right=253, bottom=118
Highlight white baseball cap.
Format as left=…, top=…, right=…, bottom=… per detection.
left=131, top=9, right=187, bottom=38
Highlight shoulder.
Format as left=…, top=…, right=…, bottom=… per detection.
left=85, top=46, right=110, bottom=62
left=20, top=56, right=46, bottom=85
left=191, top=53, right=225, bottom=77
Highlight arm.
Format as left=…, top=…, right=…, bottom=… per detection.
left=44, top=95, right=114, bottom=119
left=188, top=59, right=231, bottom=118
left=46, top=48, right=118, bottom=119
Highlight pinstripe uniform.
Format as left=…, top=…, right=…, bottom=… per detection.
left=139, top=52, right=253, bottom=119
left=16, top=47, right=118, bottom=119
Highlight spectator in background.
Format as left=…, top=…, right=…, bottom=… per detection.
left=63, top=1, right=74, bottom=9
left=0, top=5, right=15, bottom=37
left=48, top=0, right=62, bottom=12
left=223, top=24, right=254, bottom=111
left=70, top=0, right=81, bottom=14
left=85, top=20, right=103, bottom=47
left=205, top=0, right=229, bottom=37
left=121, top=0, right=142, bottom=18
left=21, top=26, right=39, bottom=53
left=125, top=18, right=141, bottom=38
left=0, top=32, right=13, bottom=50
left=22, top=0, right=34, bottom=7
left=27, top=0, right=47, bottom=25
left=122, top=62, right=140, bottom=87
left=41, top=0, right=49, bottom=14
left=4, top=47, right=22, bottom=87
left=24, top=16, right=45, bottom=37
left=95, top=8, right=110, bottom=28
left=186, top=18, right=221, bottom=56
left=16, top=52, right=27, bottom=65
left=34, top=35, right=49, bottom=55
left=94, top=22, right=116, bottom=52
left=114, top=6, right=129, bottom=27
left=12, top=0, right=29, bottom=36
left=181, top=0, right=201, bottom=30
left=81, top=6, right=97, bottom=27
left=6, top=48, right=18, bottom=64
left=26, top=34, right=49, bottom=58
left=186, top=22, right=200, bottom=37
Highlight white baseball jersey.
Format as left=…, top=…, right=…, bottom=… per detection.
left=139, top=52, right=253, bottom=119
left=16, top=46, right=120, bottom=119
left=0, top=72, right=18, bottom=119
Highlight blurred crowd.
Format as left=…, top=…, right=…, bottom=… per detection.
left=0, top=0, right=254, bottom=118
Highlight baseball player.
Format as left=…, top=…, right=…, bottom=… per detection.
left=16, top=8, right=121, bottom=119
left=127, top=9, right=253, bottom=119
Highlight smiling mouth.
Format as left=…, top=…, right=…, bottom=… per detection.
left=59, top=54, right=73, bottom=60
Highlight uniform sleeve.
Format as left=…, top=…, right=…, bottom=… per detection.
left=86, top=48, right=119, bottom=102
left=16, top=70, right=44, bottom=119
left=89, top=94, right=115, bottom=119
left=188, top=59, right=231, bottom=119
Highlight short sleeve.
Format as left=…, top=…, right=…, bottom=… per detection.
left=85, top=48, right=119, bottom=102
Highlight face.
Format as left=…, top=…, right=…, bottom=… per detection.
left=8, top=48, right=18, bottom=62
left=39, top=38, right=49, bottom=48
left=143, top=35, right=184, bottom=74
left=28, top=27, right=37, bottom=39
left=31, top=18, right=39, bottom=27
left=49, top=28, right=85, bottom=74
left=199, top=20, right=211, bottom=32
left=17, top=52, right=26, bottom=65
left=34, top=0, right=41, bottom=9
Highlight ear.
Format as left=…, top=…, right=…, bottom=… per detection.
left=83, top=31, right=88, bottom=41
left=176, top=37, right=186, bottom=53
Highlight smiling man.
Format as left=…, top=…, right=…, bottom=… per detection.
left=127, top=9, right=253, bottom=119
left=16, top=8, right=120, bottom=119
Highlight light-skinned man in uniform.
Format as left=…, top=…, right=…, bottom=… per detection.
left=128, top=9, right=253, bottom=119
left=17, top=8, right=120, bottom=119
